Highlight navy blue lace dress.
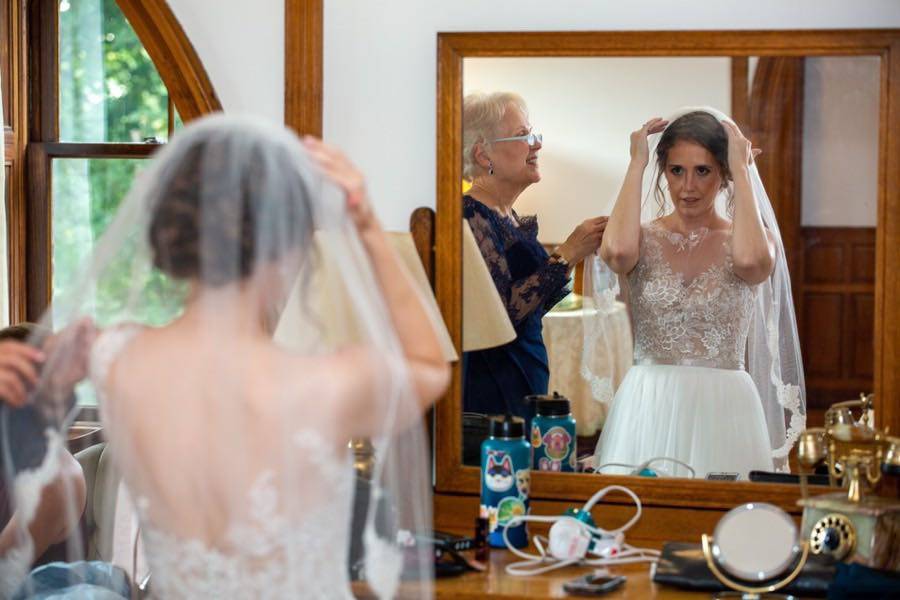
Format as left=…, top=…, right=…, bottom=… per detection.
left=463, top=196, right=569, bottom=422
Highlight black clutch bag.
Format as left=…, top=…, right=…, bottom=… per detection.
left=651, top=542, right=836, bottom=597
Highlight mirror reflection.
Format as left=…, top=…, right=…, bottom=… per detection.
left=459, top=55, right=879, bottom=481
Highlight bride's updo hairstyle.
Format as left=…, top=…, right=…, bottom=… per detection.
left=148, top=116, right=316, bottom=286
left=652, top=110, right=733, bottom=215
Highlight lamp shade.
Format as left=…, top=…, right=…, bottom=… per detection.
left=274, top=231, right=458, bottom=362
left=462, top=221, right=516, bottom=352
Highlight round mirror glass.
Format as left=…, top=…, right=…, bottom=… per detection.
left=712, top=502, right=799, bottom=581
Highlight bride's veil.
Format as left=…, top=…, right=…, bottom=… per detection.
left=583, top=106, right=806, bottom=473
left=0, top=114, right=433, bottom=598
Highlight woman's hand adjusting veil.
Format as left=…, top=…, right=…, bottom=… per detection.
left=556, top=217, right=608, bottom=266
left=42, top=318, right=97, bottom=402
left=301, top=136, right=378, bottom=235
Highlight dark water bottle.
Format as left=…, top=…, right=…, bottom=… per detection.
left=529, top=393, right=577, bottom=472
left=480, top=415, right=531, bottom=548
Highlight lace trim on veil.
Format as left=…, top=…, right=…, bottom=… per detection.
left=0, top=431, right=67, bottom=598
left=580, top=254, right=622, bottom=408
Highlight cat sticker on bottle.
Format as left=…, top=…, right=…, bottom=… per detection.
left=484, top=453, right=515, bottom=493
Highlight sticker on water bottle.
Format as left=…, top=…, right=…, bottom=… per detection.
left=484, top=453, right=515, bottom=493
left=496, top=496, right=526, bottom=526
left=542, top=426, right=572, bottom=462
left=531, top=425, right=542, bottom=448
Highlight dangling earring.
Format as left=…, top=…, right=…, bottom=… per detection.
left=488, top=161, right=494, bottom=176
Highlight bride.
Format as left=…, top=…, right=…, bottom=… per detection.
left=589, top=107, right=805, bottom=479
left=1, top=115, right=449, bottom=598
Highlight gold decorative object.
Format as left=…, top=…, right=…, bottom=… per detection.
left=700, top=503, right=810, bottom=599
left=350, top=438, right=375, bottom=480
left=797, top=393, right=888, bottom=503
left=701, top=535, right=810, bottom=599
left=884, top=436, right=900, bottom=470
left=551, top=291, right=583, bottom=312
left=795, top=393, right=900, bottom=571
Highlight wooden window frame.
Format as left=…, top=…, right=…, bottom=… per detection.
left=14, top=0, right=220, bottom=323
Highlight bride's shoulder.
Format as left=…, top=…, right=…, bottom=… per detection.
left=94, top=322, right=147, bottom=344
left=90, top=323, right=147, bottom=377
left=89, top=323, right=151, bottom=416
left=641, top=219, right=666, bottom=234
left=637, top=220, right=666, bottom=246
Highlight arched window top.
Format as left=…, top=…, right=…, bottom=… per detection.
left=59, top=0, right=180, bottom=143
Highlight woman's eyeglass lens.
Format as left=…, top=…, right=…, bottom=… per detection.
left=492, top=133, right=542, bottom=146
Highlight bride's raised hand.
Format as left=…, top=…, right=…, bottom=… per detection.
left=630, top=118, right=668, bottom=167
left=302, top=136, right=379, bottom=234
left=722, top=120, right=761, bottom=173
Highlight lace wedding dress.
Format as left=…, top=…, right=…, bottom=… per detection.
left=91, top=325, right=356, bottom=599
left=595, top=221, right=775, bottom=479
left=0, top=115, right=432, bottom=600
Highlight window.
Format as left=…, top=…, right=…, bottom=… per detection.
left=2, top=0, right=216, bottom=411
left=25, top=0, right=183, bottom=324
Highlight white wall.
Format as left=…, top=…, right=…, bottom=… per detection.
left=165, top=0, right=900, bottom=229
left=324, top=0, right=900, bottom=229
left=166, top=0, right=284, bottom=122
left=802, top=56, right=880, bottom=227
left=463, top=57, right=730, bottom=243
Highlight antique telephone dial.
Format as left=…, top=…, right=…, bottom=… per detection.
left=796, top=394, right=900, bottom=570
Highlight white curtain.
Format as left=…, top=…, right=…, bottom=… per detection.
left=0, top=68, right=9, bottom=326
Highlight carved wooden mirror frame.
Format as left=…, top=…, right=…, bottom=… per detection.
left=434, top=29, right=900, bottom=512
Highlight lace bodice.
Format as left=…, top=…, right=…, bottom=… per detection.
left=90, top=326, right=355, bottom=599
left=628, top=221, right=757, bottom=370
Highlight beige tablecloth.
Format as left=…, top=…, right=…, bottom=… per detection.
left=542, top=302, right=632, bottom=436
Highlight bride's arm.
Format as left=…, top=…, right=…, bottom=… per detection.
left=601, top=118, right=667, bottom=274
left=356, top=224, right=451, bottom=408
left=302, top=138, right=451, bottom=425
left=724, top=121, right=776, bottom=284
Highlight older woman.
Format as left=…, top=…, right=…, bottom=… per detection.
left=462, top=91, right=606, bottom=421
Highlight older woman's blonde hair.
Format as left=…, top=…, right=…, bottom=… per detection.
left=462, top=91, right=528, bottom=181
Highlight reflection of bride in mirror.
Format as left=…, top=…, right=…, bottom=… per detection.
left=589, top=108, right=805, bottom=478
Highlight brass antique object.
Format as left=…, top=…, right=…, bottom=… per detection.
left=701, top=503, right=810, bottom=599
left=551, top=291, right=583, bottom=312
left=808, top=513, right=856, bottom=560
left=796, top=394, right=900, bottom=570
left=350, top=438, right=375, bottom=480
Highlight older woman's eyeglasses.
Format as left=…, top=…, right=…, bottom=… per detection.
left=492, top=132, right=543, bottom=146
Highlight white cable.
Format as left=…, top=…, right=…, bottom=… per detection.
left=595, top=457, right=696, bottom=479
left=501, top=485, right=660, bottom=576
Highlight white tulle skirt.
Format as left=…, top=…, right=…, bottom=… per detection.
left=594, top=364, right=775, bottom=479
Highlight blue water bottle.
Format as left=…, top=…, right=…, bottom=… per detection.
left=480, top=415, right=531, bottom=548
left=529, top=393, right=577, bottom=472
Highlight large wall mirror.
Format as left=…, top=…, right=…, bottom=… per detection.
left=433, top=30, right=900, bottom=511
